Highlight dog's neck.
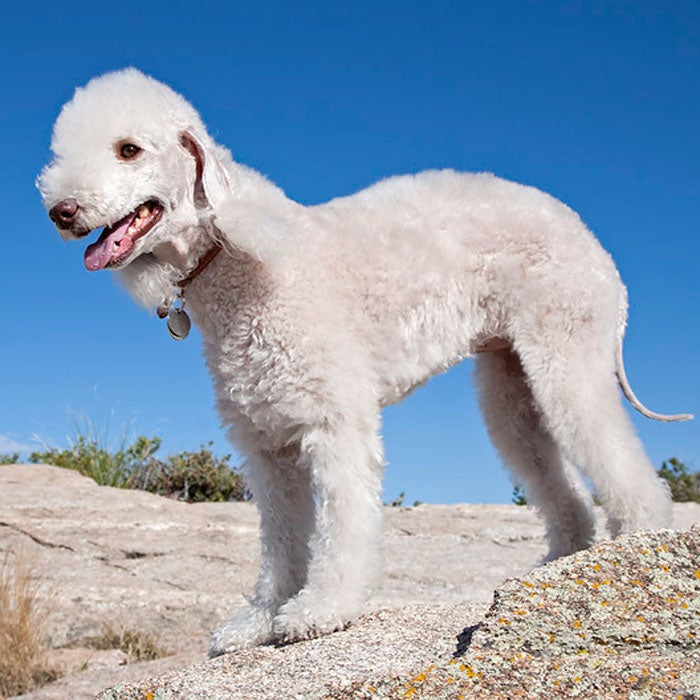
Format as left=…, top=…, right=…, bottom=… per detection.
left=119, top=162, right=298, bottom=313
left=150, top=220, right=215, bottom=271
left=117, top=217, right=224, bottom=311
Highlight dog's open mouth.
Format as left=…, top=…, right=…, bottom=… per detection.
left=84, top=200, right=163, bottom=271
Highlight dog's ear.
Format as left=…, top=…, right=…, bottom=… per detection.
left=180, top=128, right=230, bottom=212
left=180, top=128, right=297, bottom=265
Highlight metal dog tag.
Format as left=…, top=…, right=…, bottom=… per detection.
left=167, top=307, right=191, bottom=341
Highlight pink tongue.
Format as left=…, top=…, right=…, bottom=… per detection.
left=84, top=212, right=137, bottom=271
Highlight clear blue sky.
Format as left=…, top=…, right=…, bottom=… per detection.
left=1, top=1, right=697, bottom=504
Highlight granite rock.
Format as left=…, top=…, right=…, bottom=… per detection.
left=1, top=464, right=697, bottom=699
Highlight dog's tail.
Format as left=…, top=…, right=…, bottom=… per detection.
left=615, top=287, right=693, bottom=422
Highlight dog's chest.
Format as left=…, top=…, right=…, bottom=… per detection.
left=191, top=286, right=322, bottom=444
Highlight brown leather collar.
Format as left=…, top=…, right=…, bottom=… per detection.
left=176, top=243, right=223, bottom=289
left=156, top=243, right=224, bottom=319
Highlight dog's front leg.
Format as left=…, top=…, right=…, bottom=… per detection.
left=209, top=448, right=315, bottom=656
left=272, top=419, right=384, bottom=643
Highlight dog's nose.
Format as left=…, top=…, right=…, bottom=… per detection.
left=49, top=198, right=80, bottom=229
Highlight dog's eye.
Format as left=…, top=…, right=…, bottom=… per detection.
left=117, top=142, right=142, bottom=160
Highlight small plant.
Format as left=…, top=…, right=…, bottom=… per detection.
left=387, top=491, right=405, bottom=507
left=0, top=452, right=20, bottom=465
left=658, top=458, right=700, bottom=503
left=0, top=553, right=59, bottom=696
left=85, top=624, right=168, bottom=662
left=512, top=484, right=527, bottom=506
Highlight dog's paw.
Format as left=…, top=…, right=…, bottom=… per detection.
left=272, top=591, right=355, bottom=644
left=208, top=604, right=275, bottom=657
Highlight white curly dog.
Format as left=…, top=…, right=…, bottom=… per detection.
left=40, top=69, right=691, bottom=656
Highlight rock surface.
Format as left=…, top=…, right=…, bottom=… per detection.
left=95, top=528, right=700, bottom=700
left=1, top=464, right=698, bottom=699
left=353, top=527, right=700, bottom=699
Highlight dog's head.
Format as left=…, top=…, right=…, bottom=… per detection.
left=39, top=68, right=229, bottom=272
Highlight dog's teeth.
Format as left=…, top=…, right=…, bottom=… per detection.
left=138, top=205, right=149, bottom=219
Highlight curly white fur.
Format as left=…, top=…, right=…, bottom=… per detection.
left=39, top=68, right=691, bottom=656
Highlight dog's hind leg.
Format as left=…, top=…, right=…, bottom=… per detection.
left=272, top=416, right=384, bottom=643
left=516, top=335, right=672, bottom=538
left=475, top=346, right=597, bottom=560
left=209, top=447, right=315, bottom=656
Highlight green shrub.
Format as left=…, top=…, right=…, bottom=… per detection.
left=128, top=442, right=248, bottom=502
left=29, top=435, right=161, bottom=489
left=658, top=458, right=700, bottom=503
left=29, top=432, right=247, bottom=503
left=0, top=453, right=20, bottom=465
left=512, top=484, right=527, bottom=506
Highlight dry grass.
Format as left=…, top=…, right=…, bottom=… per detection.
left=0, top=552, right=60, bottom=697
left=86, top=624, right=169, bottom=662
